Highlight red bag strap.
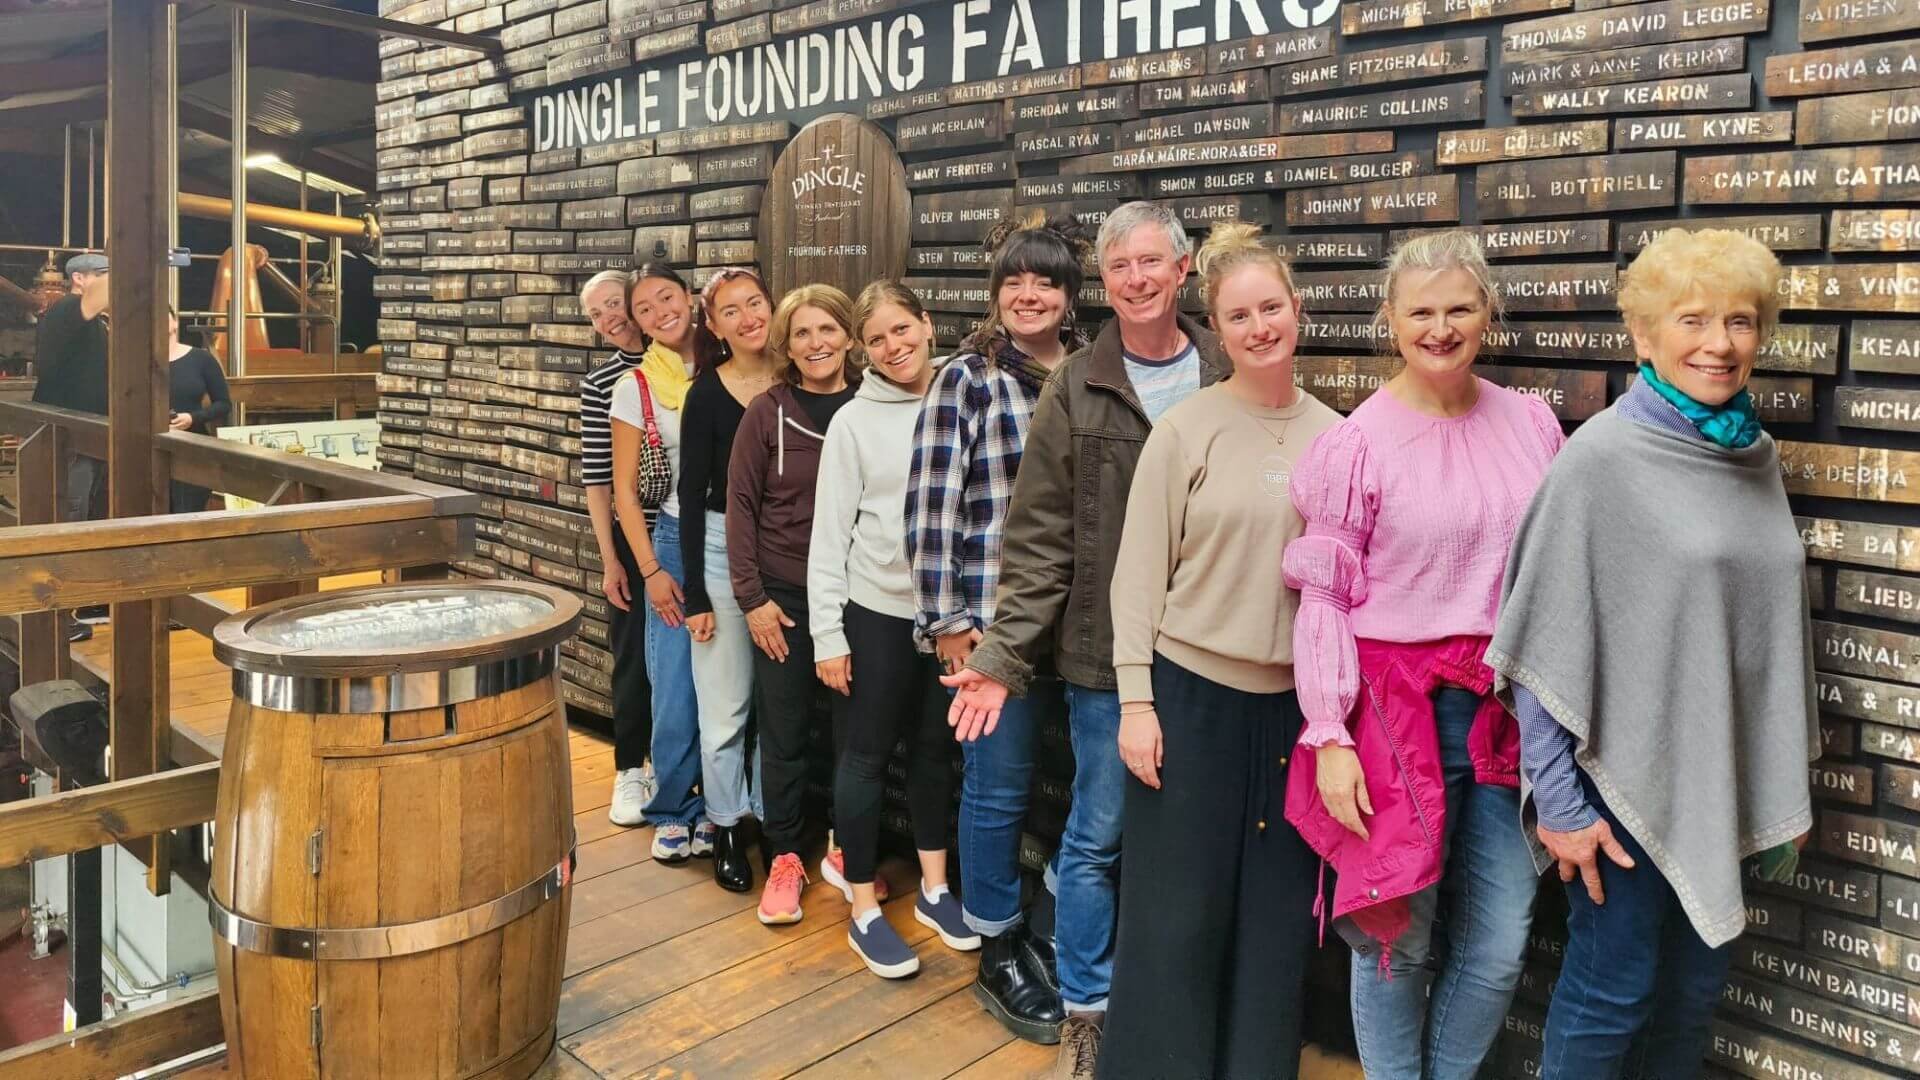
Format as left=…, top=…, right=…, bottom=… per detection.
left=630, top=368, right=662, bottom=448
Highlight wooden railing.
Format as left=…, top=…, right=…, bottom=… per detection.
left=0, top=398, right=474, bottom=1078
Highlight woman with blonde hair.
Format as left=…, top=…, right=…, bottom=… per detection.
left=610, top=263, right=710, bottom=863
left=728, top=283, right=862, bottom=926
left=808, top=280, right=976, bottom=977
left=1489, top=228, right=1816, bottom=1079
left=1101, top=223, right=1340, bottom=1079
left=1283, top=229, right=1564, bottom=1078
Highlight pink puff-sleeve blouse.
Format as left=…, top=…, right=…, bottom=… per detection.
left=1283, top=378, right=1566, bottom=747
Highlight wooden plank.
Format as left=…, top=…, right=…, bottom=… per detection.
left=1275, top=36, right=1489, bottom=98
left=1344, top=0, right=1571, bottom=36
left=1503, top=36, right=1743, bottom=95
left=1767, top=39, right=1920, bottom=97
left=1279, top=80, right=1484, bottom=132
left=1685, top=145, right=1920, bottom=203
left=0, top=987, right=223, bottom=1080
left=1797, top=89, right=1920, bottom=145
left=1798, top=0, right=1920, bottom=42
left=1617, top=214, right=1819, bottom=255
left=0, top=761, right=220, bottom=867
left=1781, top=263, right=1920, bottom=313
left=1285, top=175, right=1460, bottom=226
left=1500, top=0, right=1771, bottom=63
left=1434, top=119, right=1609, bottom=164
left=1058, top=132, right=1395, bottom=174
left=1475, top=150, right=1676, bottom=219
left=0, top=496, right=430, bottom=559
left=1511, top=73, right=1751, bottom=117
left=0, top=516, right=468, bottom=614
left=1850, top=320, right=1920, bottom=374
left=787, top=988, right=1013, bottom=1079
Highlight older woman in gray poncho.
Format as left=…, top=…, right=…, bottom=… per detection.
left=1486, top=228, right=1818, bottom=1080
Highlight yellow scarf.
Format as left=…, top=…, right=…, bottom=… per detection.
left=639, top=339, right=692, bottom=411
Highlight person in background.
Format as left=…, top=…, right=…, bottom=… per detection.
left=165, top=306, right=231, bottom=513
left=944, top=201, right=1226, bottom=1080
left=1102, top=222, right=1337, bottom=1080
left=1488, top=228, right=1818, bottom=1080
left=905, top=213, right=1090, bottom=1046
left=728, top=284, right=861, bottom=927
left=680, top=267, right=777, bottom=894
left=810, top=280, right=976, bottom=978
left=609, top=264, right=711, bottom=863
left=579, top=270, right=656, bottom=827
left=1283, top=230, right=1562, bottom=1080
left=32, top=252, right=110, bottom=641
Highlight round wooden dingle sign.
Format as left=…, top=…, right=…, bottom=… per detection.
left=760, top=113, right=910, bottom=299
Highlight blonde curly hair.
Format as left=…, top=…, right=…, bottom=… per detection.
left=1618, top=227, right=1783, bottom=340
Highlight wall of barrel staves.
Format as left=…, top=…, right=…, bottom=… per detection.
left=370, top=0, right=1920, bottom=1074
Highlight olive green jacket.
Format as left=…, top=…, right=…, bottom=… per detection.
left=966, top=313, right=1229, bottom=695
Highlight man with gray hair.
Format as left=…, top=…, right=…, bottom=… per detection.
left=577, top=269, right=658, bottom=827
left=945, top=201, right=1229, bottom=1079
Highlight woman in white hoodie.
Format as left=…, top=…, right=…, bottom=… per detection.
left=810, top=281, right=978, bottom=978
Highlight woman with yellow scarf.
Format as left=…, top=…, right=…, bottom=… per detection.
left=611, top=263, right=708, bottom=862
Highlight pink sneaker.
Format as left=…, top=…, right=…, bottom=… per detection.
left=759, top=853, right=808, bottom=925
left=820, top=848, right=890, bottom=903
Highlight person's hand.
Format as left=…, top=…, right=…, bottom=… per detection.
left=601, top=559, right=631, bottom=612
left=939, top=666, right=1009, bottom=742
left=686, top=612, right=715, bottom=643
left=746, top=600, right=794, bottom=661
left=168, top=413, right=192, bottom=431
left=817, top=655, right=852, bottom=696
left=934, top=628, right=982, bottom=673
left=1539, top=819, right=1636, bottom=905
left=1118, top=706, right=1164, bottom=790
left=643, top=568, right=684, bottom=628
left=1314, top=744, right=1373, bottom=840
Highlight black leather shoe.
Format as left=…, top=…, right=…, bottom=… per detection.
left=712, top=824, right=753, bottom=893
left=973, top=928, right=1064, bottom=1044
left=1019, top=918, right=1061, bottom=995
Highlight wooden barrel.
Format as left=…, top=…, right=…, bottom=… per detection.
left=208, top=582, right=582, bottom=1079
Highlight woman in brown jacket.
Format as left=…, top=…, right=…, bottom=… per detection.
left=727, top=284, right=863, bottom=927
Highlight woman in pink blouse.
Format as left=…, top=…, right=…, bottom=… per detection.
left=1282, top=231, right=1563, bottom=1079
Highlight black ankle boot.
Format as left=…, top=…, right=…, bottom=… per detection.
left=973, top=929, right=1064, bottom=1045
left=712, top=824, right=753, bottom=893
left=1018, top=919, right=1060, bottom=995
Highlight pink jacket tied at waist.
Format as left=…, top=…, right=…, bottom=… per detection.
left=1282, top=636, right=1518, bottom=948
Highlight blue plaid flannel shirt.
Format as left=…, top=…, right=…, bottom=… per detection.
left=905, top=340, right=1053, bottom=649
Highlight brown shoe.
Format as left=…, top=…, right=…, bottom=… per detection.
left=1052, top=1012, right=1103, bottom=1080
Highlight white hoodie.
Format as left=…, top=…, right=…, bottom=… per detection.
left=807, top=365, right=935, bottom=660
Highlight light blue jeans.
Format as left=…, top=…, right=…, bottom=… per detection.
left=690, top=511, right=761, bottom=826
left=1349, top=688, right=1537, bottom=1080
left=640, top=513, right=704, bottom=827
left=1056, top=684, right=1125, bottom=1013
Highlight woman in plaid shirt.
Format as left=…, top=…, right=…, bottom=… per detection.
left=904, top=213, right=1090, bottom=1044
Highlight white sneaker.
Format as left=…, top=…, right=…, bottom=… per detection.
left=609, top=767, right=649, bottom=827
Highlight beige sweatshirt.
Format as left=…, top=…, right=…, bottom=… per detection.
left=1111, top=382, right=1341, bottom=702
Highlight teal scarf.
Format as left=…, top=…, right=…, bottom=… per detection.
left=1638, top=364, right=1761, bottom=449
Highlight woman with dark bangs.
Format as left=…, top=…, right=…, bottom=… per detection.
left=905, top=213, right=1091, bottom=1042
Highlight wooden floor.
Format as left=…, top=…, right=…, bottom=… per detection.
left=95, top=579, right=1358, bottom=1080
left=83, top=577, right=1060, bottom=1080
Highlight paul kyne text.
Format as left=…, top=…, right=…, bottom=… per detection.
left=532, top=0, right=1325, bottom=146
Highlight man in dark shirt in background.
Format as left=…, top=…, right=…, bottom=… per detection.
left=32, top=253, right=110, bottom=639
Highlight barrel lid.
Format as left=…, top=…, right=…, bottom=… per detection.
left=213, top=582, right=583, bottom=679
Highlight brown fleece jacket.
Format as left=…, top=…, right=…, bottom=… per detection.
left=726, top=382, right=842, bottom=611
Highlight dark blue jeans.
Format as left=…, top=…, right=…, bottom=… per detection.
left=958, top=679, right=1067, bottom=936
left=1541, top=772, right=1732, bottom=1080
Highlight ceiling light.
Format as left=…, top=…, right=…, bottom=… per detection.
left=243, top=153, right=280, bottom=168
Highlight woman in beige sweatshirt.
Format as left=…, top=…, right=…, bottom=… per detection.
left=1100, top=223, right=1340, bottom=1080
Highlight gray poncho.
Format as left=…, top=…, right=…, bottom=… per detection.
left=1486, top=406, right=1818, bottom=947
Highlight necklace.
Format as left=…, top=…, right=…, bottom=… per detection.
left=1250, top=411, right=1295, bottom=447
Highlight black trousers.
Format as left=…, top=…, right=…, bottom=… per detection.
left=169, top=481, right=211, bottom=515
left=609, top=523, right=654, bottom=771
left=830, top=601, right=954, bottom=884
left=753, top=577, right=823, bottom=857
left=1100, top=655, right=1317, bottom=1080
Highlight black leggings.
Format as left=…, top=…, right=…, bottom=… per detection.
left=754, top=577, right=823, bottom=857
left=830, top=601, right=954, bottom=884
left=609, top=523, right=654, bottom=771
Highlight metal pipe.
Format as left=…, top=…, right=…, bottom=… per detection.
left=298, top=168, right=309, bottom=354
left=201, top=0, right=503, bottom=54
left=177, top=192, right=378, bottom=245
left=61, top=126, right=72, bottom=249
left=331, top=192, right=342, bottom=375
left=86, top=127, right=94, bottom=250
left=230, top=7, right=248, bottom=381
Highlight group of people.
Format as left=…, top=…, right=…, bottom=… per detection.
left=577, top=201, right=1818, bottom=1080
left=31, top=252, right=233, bottom=641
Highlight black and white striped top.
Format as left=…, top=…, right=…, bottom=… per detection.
left=580, top=348, right=643, bottom=489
